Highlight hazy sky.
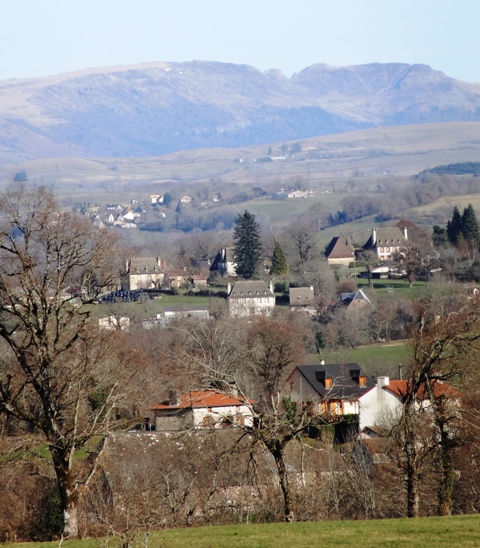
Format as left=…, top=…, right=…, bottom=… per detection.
left=1, top=0, right=478, bottom=82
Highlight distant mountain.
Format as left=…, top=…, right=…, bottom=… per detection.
left=0, top=61, right=479, bottom=162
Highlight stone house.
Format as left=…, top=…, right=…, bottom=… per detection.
left=227, top=280, right=275, bottom=317
left=324, top=237, right=355, bottom=266
left=152, top=390, right=254, bottom=431
left=289, top=286, right=316, bottom=315
left=125, top=257, right=164, bottom=290
left=362, top=227, right=408, bottom=262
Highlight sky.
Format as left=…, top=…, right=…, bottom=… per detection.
left=1, top=0, right=478, bottom=82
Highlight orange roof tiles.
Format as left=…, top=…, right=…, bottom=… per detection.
left=384, top=380, right=460, bottom=399
left=151, top=390, right=252, bottom=410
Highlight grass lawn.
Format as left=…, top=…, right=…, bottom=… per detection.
left=356, top=278, right=428, bottom=301
left=7, top=515, right=480, bottom=547
left=314, top=341, right=411, bottom=378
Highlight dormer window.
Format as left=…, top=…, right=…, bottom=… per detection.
left=315, top=370, right=332, bottom=388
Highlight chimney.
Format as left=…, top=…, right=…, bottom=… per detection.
left=168, top=389, right=180, bottom=407
left=320, top=359, right=325, bottom=366
left=227, top=282, right=232, bottom=296
left=377, top=376, right=389, bottom=388
left=372, top=228, right=377, bottom=245
left=403, top=226, right=408, bottom=240
left=269, top=281, right=274, bottom=293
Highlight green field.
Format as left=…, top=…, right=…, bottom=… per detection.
left=6, top=515, right=480, bottom=547
left=316, top=341, right=411, bottom=378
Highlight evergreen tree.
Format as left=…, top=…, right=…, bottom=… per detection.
left=461, top=204, right=480, bottom=258
left=270, top=240, right=289, bottom=275
left=461, top=204, right=480, bottom=245
left=446, top=206, right=463, bottom=246
left=233, top=210, right=263, bottom=279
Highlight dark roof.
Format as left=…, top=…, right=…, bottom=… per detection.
left=228, top=280, right=273, bottom=299
left=295, top=363, right=374, bottom=399
left=210, top=247, right=236, bottom=271
left=325, top=237, right=354, bottom=259
left=340, top=289, right=374, bottom=307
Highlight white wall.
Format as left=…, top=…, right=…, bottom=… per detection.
left=192, top=405, right=253, bottom=429
left=359, top=377, right=401, bottom=431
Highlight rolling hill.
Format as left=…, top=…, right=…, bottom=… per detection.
left=1, top=60, right=480, bottom=165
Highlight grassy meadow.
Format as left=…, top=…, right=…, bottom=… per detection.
left=6, top=515, right=480, bottom=547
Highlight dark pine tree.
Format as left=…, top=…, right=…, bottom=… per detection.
left=461, top=204, right=480, bottom=258
left=233, top=210, right=263, bottom=279
left=270, top=240, right=289, bottom=275
left=446, top=206, right=463, bottom=246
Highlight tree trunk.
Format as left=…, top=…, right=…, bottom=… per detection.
left=438, top=426, right=454, bottom=516
left=405, top=434, right=420, bottom=518
left=271, top=445, right=295, bottom=522
left=52, top=449, right=80, bottom=538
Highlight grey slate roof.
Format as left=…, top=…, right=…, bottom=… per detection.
left=363, top=227, right=406, bottom=249
left=340, top=289, right=374, bottom=307
left=296, top=363, right=373, bottom=399
left=228, top=280, right=273, bottom=298
left=129, top=257, right=162, bottom=272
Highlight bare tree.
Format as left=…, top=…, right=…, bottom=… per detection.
left=394, top=295, right=480, bottom=517
left=0, top=184, right=130, bottom=538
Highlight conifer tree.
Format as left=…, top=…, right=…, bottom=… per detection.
left=270, top=240, right=289, bottom=275
left=461, top=204, right=480, bottom=255
left=233, top=210, right=263, bottom=279
left=446, top=206, right=463, bottom=246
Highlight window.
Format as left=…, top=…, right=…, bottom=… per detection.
left=221, top=415, right=234, bottom=428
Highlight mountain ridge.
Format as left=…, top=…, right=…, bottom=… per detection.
left=0, top=60, right=479, bottom=163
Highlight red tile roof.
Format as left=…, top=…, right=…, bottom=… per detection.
left=151, top=390, right=252, bottom=410
left=384, top=380, right=460, bottom=399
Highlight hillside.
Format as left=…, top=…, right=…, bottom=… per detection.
left=1, top=61, right=480, bottom=164
left=2, top=122, right=480, bottom=197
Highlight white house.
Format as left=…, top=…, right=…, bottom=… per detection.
left=227, top=280, right=275, bottom=317
left=98, top=315, right=130, bottom=331
left=358, top=376, right=459, bottom=432
left=362, top=227, right=408, bottom=262
left=210, top=247, right=236, bottom=277
left=125, top=257, right=164, bottom=290
left=151, top=390, right=254, bottom=431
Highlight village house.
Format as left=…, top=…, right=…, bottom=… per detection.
left=125, top=257, right=164, bottom=291
left=286, top=362, right=374, bottom=417
left=227, top=280, right=276, bottom=317
left=362, top=227, right=408, bottom=262
left=151, top=390, right=254, bottom=431
left=210, top=247, right=236, bottom=277
left=188, top=274, right=208, bottom=290
left=98, top=315, right=130, bottom=331
left=164, top=269, right=188, bottom=289
left=358, top=376, right=460, bottom=433
left=289, top=286, right=316, bottom=315
left=273, top=189, right=308, bottom=199
left=340, top=288, right=375, bottom=311
left=324, top=236, right=355, bottom=266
